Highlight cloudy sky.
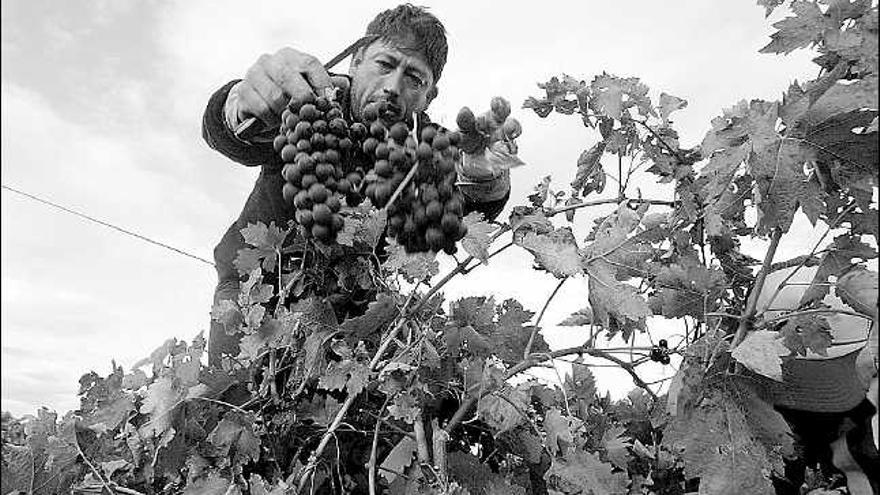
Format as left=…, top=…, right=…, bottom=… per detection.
left=1, top=0, right=824, bottom=416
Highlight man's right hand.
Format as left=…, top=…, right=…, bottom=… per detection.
left=229, top=47, right=336, bottom=129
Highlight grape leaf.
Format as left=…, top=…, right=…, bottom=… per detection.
left=664, top=379, right=793, bottom=495
left=559, top=306, right=593, bottom=326
left=387, top=392, right=419, bottom=424
left=337, top=205, right=387, bottom=248
left=528, top=176, right=552, bottom=207
left=757, top=0, right=786, bottom=17
left=207, top=411, right=261, bottom=467
left=800, top=234, right=877, bottom=306
left=571, top=142, right=607, bottom=198
left=779, top=314, right=833, bottom=356
left=543, top=408, right=573, bottom=456
left=835, top=267, right=878, bottom=317
left=183, top=470, right=231, bottom=495
left=659, top=92, right=688, bottom=124
left=731, top=330, right=790, bottom=381
left=139, top=376, right=185, bottom=438
left=234, top=222, right=287, bottom=275
left=544, top=449, right=629, bottom=495
left=445, top=324, right=493, bottom=358
left=382, top=241, right=440, bottom=283
left=379, top=437, right=417, bottom=483
left=601, top=425, right=632, bottom=470
left=518, top=227, right=583, bottom=278
left=478, top=387, right=528, bottom=434
left=564, top=358, right=597, bottom=406
left=652, top=254, right=728, bottom=319
left=584, top=260, right=650, bottom=339
left=340, top=292, right=398, bottom=339
left=461, top=212, right=494, bottom=263
left=563, top=195, right=583, bottom=222
left=761, top=1, right=836, bottom=54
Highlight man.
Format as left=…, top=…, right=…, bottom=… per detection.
left=753, top=267, right=878, bottom=494
left=202, top=5, right=519, bottom=366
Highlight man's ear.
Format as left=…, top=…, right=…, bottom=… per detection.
left=426, top=85, right=438, bottom=105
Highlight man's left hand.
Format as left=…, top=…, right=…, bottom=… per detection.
left=455, top=97, right=525, bottom=202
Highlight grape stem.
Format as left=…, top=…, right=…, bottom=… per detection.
left=731, top=228, right=783, bottom=350
left=383, top=160, right=420, bottom=213
left=547, top=196, right=676, bottom=217
left=523, top=277, right=567, bottom=360
left=442, top=344, right=659, bottom=435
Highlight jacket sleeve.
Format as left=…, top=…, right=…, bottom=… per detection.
left=201, top=80, right=281, bottom=167
left=463, top=189, right=510, bottom=222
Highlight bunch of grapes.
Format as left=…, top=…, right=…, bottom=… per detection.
left=649, top=339, right=671, bottom=365
left=357, top=101, right=468, bottom=254
left=274, top=93, right=362, bottom=243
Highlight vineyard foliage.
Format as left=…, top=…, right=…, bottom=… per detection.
left=2, top=1, right=878, bottom=494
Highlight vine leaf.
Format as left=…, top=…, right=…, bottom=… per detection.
left=659, top=92, right=688, bottom=124
left=234, top=222, right=287, bottom=275
left=528, top=176, right=552, bottom=207
left=382, top=241, right=439, bottom=283
left=601, top=426, right=632, bottom=470
left=835, top=267, right=879, bottom=317
left=478, top=387, right=528, bottom=434
left=139, top=376, right=185, bottom=438
left=800, top=234, right=878, bottom=306
left=543, top=408, right=574, bottom=456
left=760, top=1, right=835, bottom=54
left=460, top=212, right=494, bottom=263
left=564, top=358, right=597, bottom=407
left=337, top=205, right=387, bottom=248
left=340, top=292, right=398, bottom=340
left=572, top=142, right=607, bottom=198
left=779, top=314, right=833, bottom=356
left=664, top=379, right=793, bottom=495
left=380, top=437, right=417, bottom=483
left=207, top=411, right=261, bottom=467
left=731, top=330, right=789, bottom=381
left=559, top=306, right=593, bottom=326
left=518, top=228, right=583, bottom=278
left=544, top=449, right=629, bottom=495
left=651, top=254, right=728, bottom=319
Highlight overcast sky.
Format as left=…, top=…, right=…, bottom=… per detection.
left=1, top=0, right=827, bottom=416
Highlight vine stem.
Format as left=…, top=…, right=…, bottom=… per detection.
left=758, top=308, right=872, bottom=328
left=443, top=344, right=658, bottom=435
left=523, top=277, right=567, bottom=360
left=72, top=431, right=116, bottom=495
left=732, top=228, right=783, bottom=349
left=297, top=317, right=408, bottom=493
left=367, top=397, right=391, bottom=495
left=547, top=196, right=676, bottom=218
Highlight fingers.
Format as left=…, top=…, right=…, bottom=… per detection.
left=455, top=97, right=522, bottom=155
left=276, top=47, right=333, bottom=96
left=237, top=47, right=337, bottom=126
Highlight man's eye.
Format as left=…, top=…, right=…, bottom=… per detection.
left=376, top=60, right=394, bottom=71
left=406, top=74, right=426, bottom=89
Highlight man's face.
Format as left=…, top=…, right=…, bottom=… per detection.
left=348, top=39, right=437, bottom=124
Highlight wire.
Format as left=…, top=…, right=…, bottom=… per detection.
left=1, top=183, right=216, bottom=267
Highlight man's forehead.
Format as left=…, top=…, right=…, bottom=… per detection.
left=361, top=39, right=433, bottom=78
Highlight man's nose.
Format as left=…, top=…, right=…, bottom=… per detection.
left=380, top=70, right=405, bottom=101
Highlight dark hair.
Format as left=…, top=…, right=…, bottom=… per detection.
left=364, top=4, right=448, bottom=82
